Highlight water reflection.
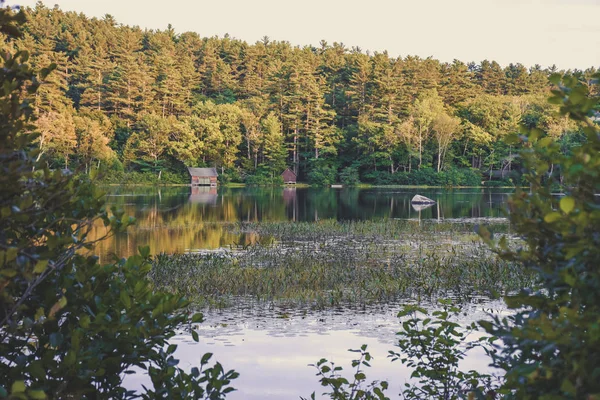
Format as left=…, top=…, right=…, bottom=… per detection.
left=91, top=186, right=511, bottom=261
left=189, top=186, right=218, bottom=205
left=125, top=297, right=508, bottom=400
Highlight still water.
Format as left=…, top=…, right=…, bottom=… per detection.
left=98, top=186, right=512, bottom=399
left=93, top=186, right=511, bottom=261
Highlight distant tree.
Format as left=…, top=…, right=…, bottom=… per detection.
left=432, top=112, right=461, bottom=172
left=124, top=113, right=170, bottom=173
left=73, top=110, right=114, bottom=172
left=410, top=89, right=445, bottom=169
left=261, top=112, right=287, bottom=175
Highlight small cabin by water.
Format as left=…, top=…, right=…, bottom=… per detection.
left=281, top=168, right=297, bottom=184
left=188, top=167, right=218, bottom=186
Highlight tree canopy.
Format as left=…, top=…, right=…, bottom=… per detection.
left=2, top=3, right=596, bottom=184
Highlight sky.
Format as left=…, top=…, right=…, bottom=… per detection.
left=8, top=0, right=600, bottom=69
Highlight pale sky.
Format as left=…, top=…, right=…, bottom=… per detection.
left=8, top=0, right=600, bottom=69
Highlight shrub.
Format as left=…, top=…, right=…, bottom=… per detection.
left=479, top=72, right=600, bottom=398
left=245, top=171, right=284, bottom=186
left=390, top=302, right=498, bottom=399
left=302, top=346, right=389, bottom=400
left=308, top=165, right=337, bottom=186
left=0, top=9, right=237, bottom=397
left=339, top=166, right=360, bottom=186
left=409, top=167, right=440, bottom=186
left=218, top=168, right=242, bottom=184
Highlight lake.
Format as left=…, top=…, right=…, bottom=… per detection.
left=96, top=186, right=516, bottom=399
left=93, top=186, right=512, bottom=261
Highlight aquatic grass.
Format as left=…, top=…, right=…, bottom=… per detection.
left=150, top=219, right=531, bottom=309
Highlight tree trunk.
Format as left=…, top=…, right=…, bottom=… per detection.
left=418, top=126, right=423, bottom=169
left=293, top=128, right=298, bottom=175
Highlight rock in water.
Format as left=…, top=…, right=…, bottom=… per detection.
left=411, top=194, right=436, bottom=204
left=412, top=202, right=435, bottom=212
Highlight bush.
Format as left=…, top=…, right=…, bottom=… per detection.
left=479, top=72, right=600, bottom=398
left=99, top=170, right=188, bottom=185
left=362, top=168, right=481, bottom=186
left=245, top=171, right=284, bottom=186
left=0, top=11, right=237, bottom=397
left=303, top=345, right=389, bottom=400
left=408, top=167, right=439, bottom=185
left=437, top=168, right=482, bottom=187
left=218, top=168, right=242, bottom=184
left=390, top=302, right=497, bottom=399
left=308, top=165, right=337, bottom=186
left=339, top=166, right=360, bottom=186
left=305, top=302, right=497, bottom=400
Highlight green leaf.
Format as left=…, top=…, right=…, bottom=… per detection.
left=544, top=212, right=561, bottom=223
left=559, top=196, right=575, bottom=215
left=11, top=381, right=25, bottom=394
left=64, top=350, right=76, bottom=366
left=560, top=378, right=576, bottom=394
left=138, top=245, right=150, bottom=259
left=49, top=296, right=67, bottom=319
left=119, top=291, right=131, bottom=308
left=29, top=360, right=45, bottom=380
left=33, top=259, right=48, bottom=274
left=549, top=73, right=562, bottom=85
left=49, top=332, right=64, bottom=347
left=201, top=352, right=213, bottom=364
left=191, top=313, right=204, bottom=323
left=6, top=247, right=17, bottom=262
left=27, top=390, right=47, bottom=399
left=538, top=137, right=553, bottom=148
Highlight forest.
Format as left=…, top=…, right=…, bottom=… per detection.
left=2, top=3, right=598, bottom=185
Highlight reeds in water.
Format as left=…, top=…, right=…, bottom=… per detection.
left=150, top=220, right=530, bottom=308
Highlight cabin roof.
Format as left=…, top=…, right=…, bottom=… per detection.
left=187, top=167, right=218, bottom=177
left=281, top=168, right=296, bottom=177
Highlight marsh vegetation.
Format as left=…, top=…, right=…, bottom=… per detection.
left=151, top=219, right=531, bottom=308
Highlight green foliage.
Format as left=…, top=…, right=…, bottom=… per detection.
left=98, top=170, right=188, bottom=185
left=478, top=72, right=600, bottom=398
left=439, top=168, right=483, bottom=187
left=7, top=4, right=593, bottom=184
left=308, top=164, right=337, bottom=186
left=339, top=166, right=360, bottom=186
left=217, top=168, right=243, bottom=184
left=303, top=346, right=390, bottom=400
left=245, top=169, right=284, bottom=186
left=389, top=302, right=498, bottom=400
left=362, top=168, right=481, bottom=186
left=0, top=8, right=236, bottom=397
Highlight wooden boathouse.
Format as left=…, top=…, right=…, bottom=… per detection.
left=281, top=168, right=297, bottom=184
left=188, top=167, right=218, bottom=186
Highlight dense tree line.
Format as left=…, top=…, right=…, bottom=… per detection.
left=2, top=3, right=597, bottom=184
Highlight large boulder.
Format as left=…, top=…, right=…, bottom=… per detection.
left=411, top=194, right=436, bottom=204
left=412, top=202, right=435, bottom=212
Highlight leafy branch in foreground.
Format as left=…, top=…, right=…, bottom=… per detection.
left=478, top=72, right=600, bottom=398
left=302, top=345, right=389, bottom=400
left=0, top=4, right=237, bottom=398
left=390, top=302, right=498, bottom=400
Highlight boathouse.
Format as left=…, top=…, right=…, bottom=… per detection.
left=281, top=168, right=297, bottom=184
left=188, top=167, right=218, bottom=186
